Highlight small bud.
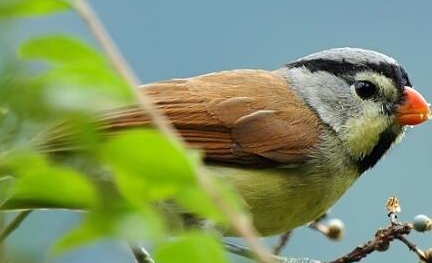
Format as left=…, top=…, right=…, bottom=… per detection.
left=413, top=215, right=432, bottom=232
left=326, top=218, right=345, bottom=241
left=421, top=248, right=432, bottom=263
left=386, top=195, right=401, bottom=213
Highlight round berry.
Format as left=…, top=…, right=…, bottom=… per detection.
left=327, top=218, right=345, bottom=240
left=413, top=214, right=432, bottom=232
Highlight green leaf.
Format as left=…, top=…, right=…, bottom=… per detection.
left=211, top=175, right=247, bottom=216
left=0, top=0, right=70, bottom=18
left=0, top=175, right=14, bottom=207
left=0, top=70, right=55, bottom=121
left=176, top=170, right=248, bottom=225
left=19, top=35, right=134, bottom=108
left=102, top=129, right=196, bottom=202
left=53, top=203, right=166, bottom=254
left=19, top=35, right=104, bottom=65
left=0, top=153, right=99, bottom=209
left=39, top=64, right=134, bottom=107
left=175, top=185, right=226, bottom=224
left=51, top=219, right=101, bottom=256
left=41, top=64, right=127, bottom=89
left=154, top=232, right=228, bottom=263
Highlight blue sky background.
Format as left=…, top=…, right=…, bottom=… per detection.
left=4, top=1, right=432, bottom=263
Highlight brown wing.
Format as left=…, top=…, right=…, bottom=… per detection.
left=99, top=70, right=322, bottom=166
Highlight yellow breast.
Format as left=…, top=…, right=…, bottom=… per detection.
left=210, top=166, right=357, bottom=236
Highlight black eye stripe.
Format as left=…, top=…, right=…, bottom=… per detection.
left=285, top=58, right=411, bottom=94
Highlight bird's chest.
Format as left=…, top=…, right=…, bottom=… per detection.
left=213, top=165, right=357, bottom=236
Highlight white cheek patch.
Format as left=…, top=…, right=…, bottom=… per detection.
left=341, top=102, right=391, bottom=159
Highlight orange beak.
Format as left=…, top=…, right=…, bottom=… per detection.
left=395, top=86, right=431, bottom=125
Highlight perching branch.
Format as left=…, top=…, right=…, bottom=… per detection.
left=326, top=196, right=431, bottom=263
left=271, top=211, right=341, bottom=256
left=0, top=210, right=32, bottom=244
left=228, top=222, right=431, bottom=263
left=71, top=1, right=273, bottom=262
left=232, top=196, right=432, bottom=263
left=273, top=231, right=292, bottom=255
left=396, top=235, right=428, bottom=262
left=326, top=223, right=411, bottom=263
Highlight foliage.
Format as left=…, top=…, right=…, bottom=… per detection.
left=0, top=1, right=243, bottom=262
left=0, top=0, right=70, bottom=18
left=154, top=232, right=227, bottom=263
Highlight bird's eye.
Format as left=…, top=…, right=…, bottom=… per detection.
left=354, top=81, right=378, bottom=100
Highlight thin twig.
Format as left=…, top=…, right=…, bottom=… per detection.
left=223, top=241, right=320, bottom=263
left=0, top=210, right=32, bottom=243
left=307, top=212, right=331, bottom=239
left=397, top=235, right=429, bottom=263
left=273, top=231, right=292, bottom=255
left=71, top=0, right=175, bottom=140
left=224, top=241, right=256, bottom=260
left=308, top=222, right=329, bottom=237
left=226, top=222, right=431, bottom=263
left=325, top=223, right=412, bottom=263
left=71, top=1, right=273, bottom=262
left=129, top=243, right=156, bottom=263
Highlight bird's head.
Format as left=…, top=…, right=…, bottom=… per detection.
left=282, top=48, right=430, bottom=173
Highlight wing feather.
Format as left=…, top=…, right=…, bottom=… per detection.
left=36, top=70, right=321, bottom=167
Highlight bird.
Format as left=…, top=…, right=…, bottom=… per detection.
left=37, top=47, right=431, bottom=236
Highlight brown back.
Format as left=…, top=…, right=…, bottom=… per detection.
left=101, top=70, right=322, bottom=166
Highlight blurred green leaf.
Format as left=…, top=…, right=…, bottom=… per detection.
left=51, top=218, right=101, bottom=256
left=102, top=129, right=196, bottom=202
left=212, top=175, right=247, bottom=215
left=19, top=35, right=104, bottom=65
left=176, top=170, right=247, bottom=225
left=39, top=64, right=134, bottom=107
left=53, top=203, right=166, bottom=254
left=154, top=232, right=228, bottom=263
left=0, top=153, right=99, bottom=209
left=0, top=0, right=70, bottom=18
left=41, top=64, right=127, bottom=88
left=32, top=113, right=103, bottom=155
left=0, top=175, right=14, bottom=206
left=19, top=35, right=134, bottom=109
left=175, top=185, right=226, bottom=224
left=0, top=61, right=53, bottom=122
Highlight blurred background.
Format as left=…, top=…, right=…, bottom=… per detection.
left=3, top=0, right=432, bottom=262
